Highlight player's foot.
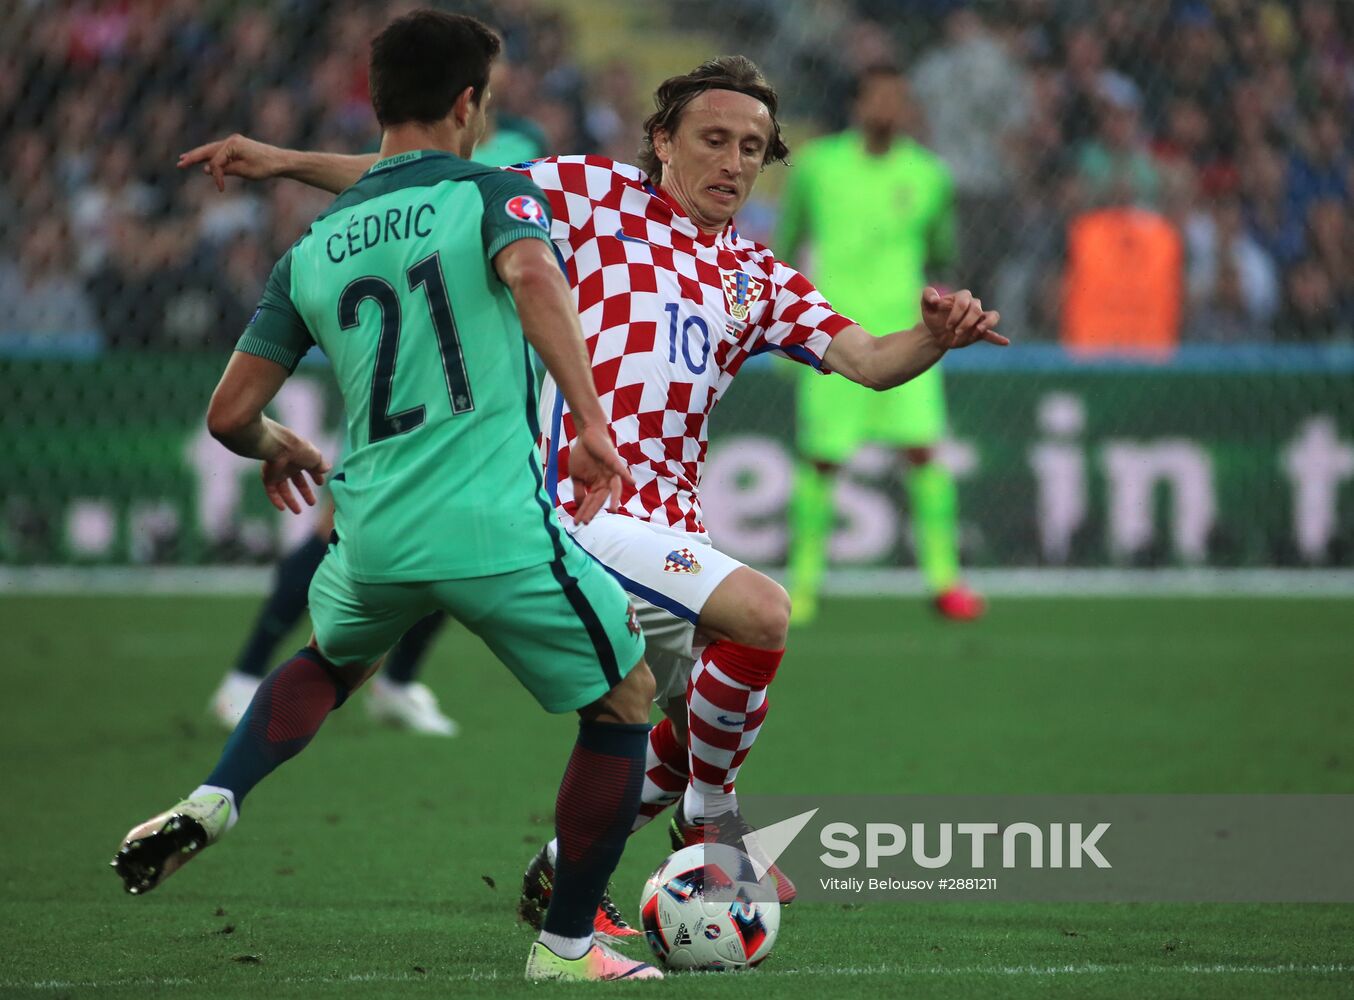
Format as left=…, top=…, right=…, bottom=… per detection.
left=209, top=671, right=261, bottom=731
left=669, top=800, right=797, bottom=904
left=524, top=939, right=662, bottom=981
left=788, top=590, right=819, bottom=627
left=519, top=843, right=641, bottom=941
left=934, top=584, right=986, bottom=621
left=111, top=792, right=235, bottom=895
left=365, top=676, right=459, bottom=736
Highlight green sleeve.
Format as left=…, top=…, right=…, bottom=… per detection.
left=928, top=165, right=958, bottom=278
left=235, top=250, right=314, bottom=372
left=475, top=170, right=554, bottom=260
left=775, top=156, right=814, bottom=263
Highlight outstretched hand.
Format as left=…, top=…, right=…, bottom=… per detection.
left=178, top=134, right=287, bottom=192
left=920, top=286, right=1007, bottom=349
left=569, top=423, right=635, bottom=525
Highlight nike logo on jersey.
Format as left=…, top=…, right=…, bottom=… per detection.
left=614, top=228, right=648, bottom=245
left=716, top=715, right=745, bottom=727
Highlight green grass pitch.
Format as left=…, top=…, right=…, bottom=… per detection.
left=1, top=594, right=1351, bottom=998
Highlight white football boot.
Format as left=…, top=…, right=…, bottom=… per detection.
left=209, top=671, right=261, bottom=731
left=366, top=676, right=459, bottom=736
left=111, top=792, right=237, bottom=894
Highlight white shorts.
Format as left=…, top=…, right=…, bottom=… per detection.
left=565, top=512, right=744, bottom=703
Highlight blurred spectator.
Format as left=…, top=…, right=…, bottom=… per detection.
left=1074, top=76, right=1162, bottom=209
left=70, top=139, right=158, bottom=275
left=4, top=0, right=1354, bottom=349
left=1241, top=144, right=1307, bottom=267
left=476, top=60, right=549, bottom=167
left=1184, top=195, right=1281, bottom=341
left=0, top=218, right=101, bottom=343
left=1062, top=205, right=1183, bottom=356
left=1285, top=256, right=1342, bottom=341
left=1289, top=106, right=1350, bottom=214
left=586, top=59, right=645, bottom=165
left=911, top=4, right=1030, bottom=297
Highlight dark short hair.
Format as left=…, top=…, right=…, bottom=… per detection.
left=639, top=55, right=790, bottom=179
left=369, top=10, right=501, bottom=128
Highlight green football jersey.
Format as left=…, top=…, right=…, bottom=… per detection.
left=776, top=131, right=956, bottom=334
left=237, top=149, right=562, bottom=582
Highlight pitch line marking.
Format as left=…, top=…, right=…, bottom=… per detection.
left=11, top=962, right=1353, bottom=989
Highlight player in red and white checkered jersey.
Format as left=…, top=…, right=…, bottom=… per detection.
left=514, top=152, right=855, bottom=537
left=179, top=53, right=1004, bottom=925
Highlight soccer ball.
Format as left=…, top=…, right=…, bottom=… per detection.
left=639, top=843, right=780, bottom=971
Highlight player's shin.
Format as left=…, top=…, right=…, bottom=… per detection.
left=202, top=647, right=353, bottom=807
left=540, top=719, right=648, bottom=959
left=682, top=642, right=782, bottom=823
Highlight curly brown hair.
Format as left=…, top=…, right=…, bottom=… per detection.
left=638, top=55, right=790, bottom=180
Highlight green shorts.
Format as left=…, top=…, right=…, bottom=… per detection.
left=308, top=538, right=644, bottom=714
left=797, top=364, right=948, bottom=462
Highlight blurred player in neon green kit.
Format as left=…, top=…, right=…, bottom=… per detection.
left=777, top=64, right=984, bottom=623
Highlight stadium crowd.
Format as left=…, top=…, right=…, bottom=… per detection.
left=2, top=0, right=1352, bottom=348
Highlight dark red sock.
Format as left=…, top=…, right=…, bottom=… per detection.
left=544, top=719, right=649, bottom=938
left=205, top=648, right=349, bottom=806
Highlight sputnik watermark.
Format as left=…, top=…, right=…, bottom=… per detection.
left=819, top=822, right=1111, bottom=869
left=709, top=795, right=1354, bottom=903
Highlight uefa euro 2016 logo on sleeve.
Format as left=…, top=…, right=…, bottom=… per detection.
left=505, top=194, right=549, bottom=232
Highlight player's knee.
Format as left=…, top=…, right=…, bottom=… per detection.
left=604, top=658, right=655, bottom=725
left=742, top=580, right=790, bottom=649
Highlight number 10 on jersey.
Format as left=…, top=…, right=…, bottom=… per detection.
left=664, top=303, right=709, bottom=375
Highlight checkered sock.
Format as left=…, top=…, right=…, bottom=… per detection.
left=682, top=642, right=782, bottom=823
left=631, top=717, right=689, bottom=832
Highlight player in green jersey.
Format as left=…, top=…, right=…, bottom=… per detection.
left=111, top=11, right=660, bottom=982
left=777, top=63, right=985, bottom=624
left=207, top=54, right=552, bottom=739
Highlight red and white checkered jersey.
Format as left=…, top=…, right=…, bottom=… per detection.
left=511, top=156, right=855, bottom=534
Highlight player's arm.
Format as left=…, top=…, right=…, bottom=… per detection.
left=210, top=251, right=330, bottom=513
left=823, top=287, right=1006, bottom=391
left=178, top=134, right=376, bottom=195
left=493, top=238, right=632, bottom=524
left=207, top=352, right=330, bottom=514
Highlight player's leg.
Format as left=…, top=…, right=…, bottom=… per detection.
left=209, top=504, right=334, bottom=728
left=788, top=368, right=863, bottom=625
left=683, top=566, right=785, bottom=823
left=877, top=368, right=985, bottom=620
left=565, top=514, right=789, bottom=858
left=366, top=612, right=459, bottom=736
left=437, top=546, right=659, bottom=980
left=112, top=541, right=429, bottom=895
left=631, top=695, right=690, bottom=832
